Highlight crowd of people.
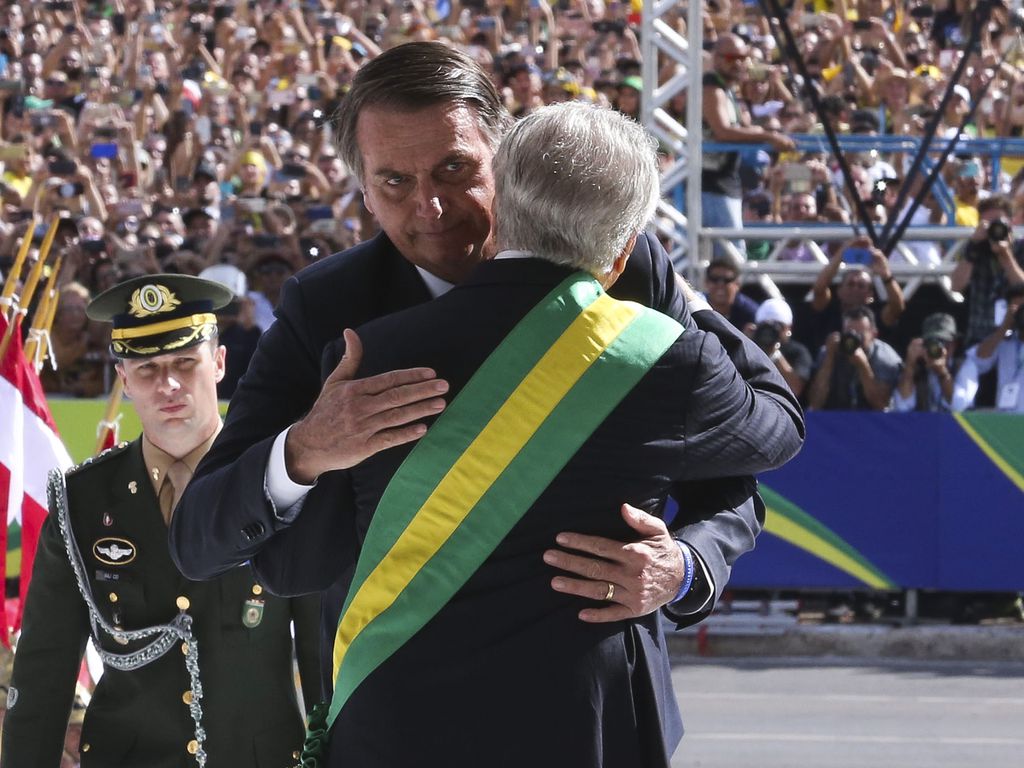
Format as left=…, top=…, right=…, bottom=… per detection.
left=0, top=0, right=1022, bottom=414
left=0, top=2, right=1020, bottom=763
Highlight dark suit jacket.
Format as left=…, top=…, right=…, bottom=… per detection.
left=169, top=233, right=803, bottom=706
left=1, top=441, right=321, bottom=768
left=292, top=257, right=799, bottom=767
left=172, top=231, right=800, bottom=581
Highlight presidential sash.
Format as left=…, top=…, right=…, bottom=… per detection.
left=312, top=271, right=683, bottom=752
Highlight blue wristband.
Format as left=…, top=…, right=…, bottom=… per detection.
left=672, top=541, right=696, bottom=604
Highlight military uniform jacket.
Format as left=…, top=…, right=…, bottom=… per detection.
left=2, top=441, right=321, bottom=768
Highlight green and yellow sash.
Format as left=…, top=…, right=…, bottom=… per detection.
left=322, top=271, right=683, bottom=733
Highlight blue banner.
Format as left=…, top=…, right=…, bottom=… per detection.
left=726, top=413, right=1024, bottom=592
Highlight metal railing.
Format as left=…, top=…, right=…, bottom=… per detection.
left=661, top=223, right=1024, bottom=303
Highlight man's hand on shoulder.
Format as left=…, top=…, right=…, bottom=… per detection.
left=285, top=329, right=450, bottom=483
left=543, top=504, right=685, bottom=622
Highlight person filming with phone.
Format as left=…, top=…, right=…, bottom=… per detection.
left=808, top=234, right=905, bottom=351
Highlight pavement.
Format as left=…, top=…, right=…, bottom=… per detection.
left=663, top=599, right=1024, bottom=662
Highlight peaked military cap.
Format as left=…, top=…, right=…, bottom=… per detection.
left=87, top=274, right=233, bottom=359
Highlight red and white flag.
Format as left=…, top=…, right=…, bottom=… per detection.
left=1, top=314, right=72, bottom=645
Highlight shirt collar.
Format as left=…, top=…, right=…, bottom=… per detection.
left=142, top=422, right=222, bottom=492
left=414, top=266, right=455, bottom=299
left=414, top=252, right=535, bottom=297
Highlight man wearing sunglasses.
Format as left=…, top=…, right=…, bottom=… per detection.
left=704, top=253, right=760, bottom=330
left=702, top=34, right=795, bottom=257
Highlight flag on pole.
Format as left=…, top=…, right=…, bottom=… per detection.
left=1, top=313, right=72, bottom=645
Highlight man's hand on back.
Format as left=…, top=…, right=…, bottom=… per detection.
left=543, top=504, right=685, bottom=622
left=285, top=329, right=449, bottom=483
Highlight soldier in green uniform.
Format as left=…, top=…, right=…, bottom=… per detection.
left=2, top=274, right=321, bottom=768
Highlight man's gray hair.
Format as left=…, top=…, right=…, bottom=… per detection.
left=492, top=102, right=660, bottom=275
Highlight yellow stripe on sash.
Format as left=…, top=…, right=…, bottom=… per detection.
left=333, top=293, right=639, bottom=676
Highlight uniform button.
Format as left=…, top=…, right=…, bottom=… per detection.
left=108, top=592, right=118, bottom=603
left=187, top=739, right=199, bottom=755
left=182, top=690, right=193, bottom=705
left=252, top=584, right=263, bottom=596
left=82, top=744, right=91, bottom=752
left=176, top=596, right=191, bottom=611
left=181, top=642, right=190, bottom=655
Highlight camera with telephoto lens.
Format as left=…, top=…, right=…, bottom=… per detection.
left=923, top=337, right=945, bottom=360
left=987, top=217, right=1011, bottom=243
left=840, top=329, right=863, bottom=355
left=967, top=217, right=1014, bottom=262
left=753, top=322, right=782, bottom=351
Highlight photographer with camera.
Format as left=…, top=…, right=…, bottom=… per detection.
left=749, top=298, right=813, bottom=400
left=808, top=305, right=903, bottom=411
left=891, top=312, right=959, bottom=412
left=953, top=287, right=1024, bottom=412
left=951, top=195, right=1024, bottom=346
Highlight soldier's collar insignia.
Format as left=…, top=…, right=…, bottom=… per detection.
left=94, top=538, right=137, bottom=566
left=128, top=284, right=181, bottom=318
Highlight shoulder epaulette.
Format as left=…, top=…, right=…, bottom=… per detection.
left=66, top=441, right=132, bottom=476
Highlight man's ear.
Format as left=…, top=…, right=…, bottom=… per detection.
left=213, top=345, right=227, bottom=384
left=614, top=234, right=636, bottom=275
left=115, top=363, right=130, bottom=399
left=602, top=233, right=637, bottom=289
left=361, top=188, right=374, bottom=216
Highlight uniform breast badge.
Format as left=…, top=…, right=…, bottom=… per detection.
left=93, top=538, right=137, bottom=566
left=242, top=599, right=265, bottom=629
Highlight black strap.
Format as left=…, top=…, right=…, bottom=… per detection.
left=758, top=0, right=876, bottom=244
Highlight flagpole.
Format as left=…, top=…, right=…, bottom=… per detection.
left=0, top=216, right=37, bottom=322
left=24, top=253, right=64, bottom=369
left=0, top=217, right=58, bottom=363
left=16, top=216, right=59, bottom=314
left=95, top=377, right=125, bottom=455
left=35, top=256, right=64, bottom=371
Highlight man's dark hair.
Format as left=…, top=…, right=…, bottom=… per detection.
left=843, top=304, right=877, bottom=328
left=333, top=42, right=512, bottom=183
left=977, top=194, right=1012, bottom=219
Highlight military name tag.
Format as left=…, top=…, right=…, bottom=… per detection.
left=93, top=538, right=137, bottom=566
left=95, top=569, right=135, bottom=583
left=242, top=599, right=265, bottom=629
